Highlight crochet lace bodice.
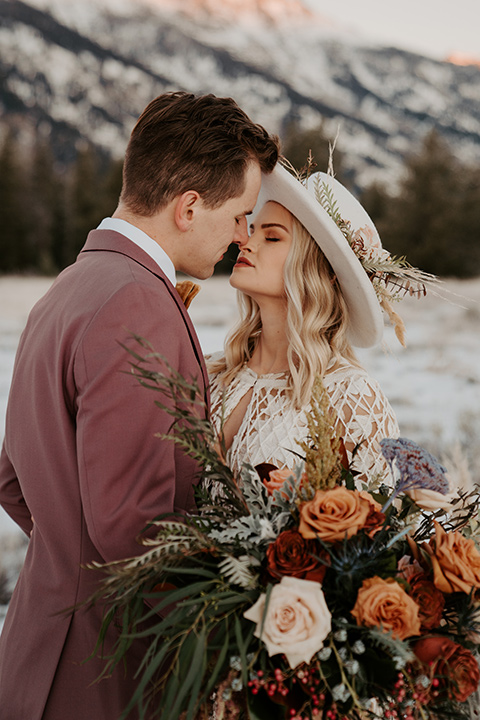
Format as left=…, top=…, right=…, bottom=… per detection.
left=208, top=357, right=400, bottom=487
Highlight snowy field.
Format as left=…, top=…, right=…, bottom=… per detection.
left=1, top=273, right=480, bottom=539
left=1, top=273, right=480, bottom=618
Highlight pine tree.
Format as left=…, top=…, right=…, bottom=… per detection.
left=0, top=131, right=30, bottom=272
left=26, top=137, right=58, bottom=275
left=97, top=157, right=123, bottom=221
left=364, top=129, right=480, bottom=278
left=453, top=165, right=480, bottom=276
left=282, top=121, right=345, bottom=181
left=62, top=146, right=124, bottom=268
left=64, top=143, right=104, bottom=266
left=50, top=170, right=69, bottom=272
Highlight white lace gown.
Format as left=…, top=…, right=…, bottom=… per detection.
left=209, top=357, right=400, bottom=487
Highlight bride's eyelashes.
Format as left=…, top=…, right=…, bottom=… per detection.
left=265, top=236, right=281, bottom=242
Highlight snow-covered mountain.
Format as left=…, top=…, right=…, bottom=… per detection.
left=1, top=0, right=480, bottom=187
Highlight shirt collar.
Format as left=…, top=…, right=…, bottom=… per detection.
left=97, top=217, right=176, bottom=286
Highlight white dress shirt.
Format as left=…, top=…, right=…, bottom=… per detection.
left=97, top=217, right=176, bottom=286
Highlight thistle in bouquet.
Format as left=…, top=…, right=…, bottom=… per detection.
left=86, top=340, right=480, bottom=720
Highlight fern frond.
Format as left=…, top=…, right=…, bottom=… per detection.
left=218, top=554, right=260, bottom=589
left=86, top=521, right=215, bottom=606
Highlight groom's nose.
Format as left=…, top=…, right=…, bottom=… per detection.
left=233, top=216, right=249, bottom=245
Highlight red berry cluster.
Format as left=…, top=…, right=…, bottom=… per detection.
left=247, top=668, right=289, bottom=700
left=386, top=671, right=440, bottom=720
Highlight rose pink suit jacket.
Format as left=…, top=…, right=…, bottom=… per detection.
left=0, top=229, right=209, bottom=719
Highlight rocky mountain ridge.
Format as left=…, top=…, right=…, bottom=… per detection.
left=1, top=0, right=480, bottom=186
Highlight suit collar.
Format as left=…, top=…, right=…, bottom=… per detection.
left=81, top=228, right=169, bottom=280
left=96, top=218, right=176, bottom=285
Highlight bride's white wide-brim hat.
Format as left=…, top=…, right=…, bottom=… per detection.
left=255, top=164, right=384, bottom=348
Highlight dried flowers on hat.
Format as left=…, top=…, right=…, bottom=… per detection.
left=313, top=174, right=438, bottom=346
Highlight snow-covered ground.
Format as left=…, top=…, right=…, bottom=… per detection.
left=1, top=273, right=480, bottom=541
left=0, top=270, right=479, bottom=576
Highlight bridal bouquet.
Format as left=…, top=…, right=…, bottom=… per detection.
left=89, top=340, right=480, bottom=720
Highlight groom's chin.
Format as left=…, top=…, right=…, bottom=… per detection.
left=194, top=268, right=214, bottom=281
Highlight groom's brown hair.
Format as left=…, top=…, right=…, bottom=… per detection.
left=119, top=92, right=279, bottom=215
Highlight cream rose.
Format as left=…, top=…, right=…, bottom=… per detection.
left=243, top=576, right=332, bottom=669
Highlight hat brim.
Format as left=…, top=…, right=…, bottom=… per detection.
left=254, top=165, right=384, bottom=348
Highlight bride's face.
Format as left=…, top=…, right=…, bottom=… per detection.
left=230, top=201, right=293, bottom=301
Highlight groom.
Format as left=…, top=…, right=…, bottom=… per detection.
left=0, top=92, right=279, bottom=719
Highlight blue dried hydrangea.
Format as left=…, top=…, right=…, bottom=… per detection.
left=380, top=437, right=449, bottom=494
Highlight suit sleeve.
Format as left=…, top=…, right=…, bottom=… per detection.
left=0, top=442, right=33, bottom=536
left=74, top=281, right=197, bottom=563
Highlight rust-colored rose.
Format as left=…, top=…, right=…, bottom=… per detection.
left=414, top=635, right=480, bottom=703
left=408, top=574, right=445, bottom=630
left=298, top=486, right=385, bottom=543
left=351, top=576, right=421, bottom=640
left=266, top=530, right=327, bottom=583
left=423, top=521, right=480, bottom=594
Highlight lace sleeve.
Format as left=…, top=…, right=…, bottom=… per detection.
left=325, top=370, right=400, bottom=486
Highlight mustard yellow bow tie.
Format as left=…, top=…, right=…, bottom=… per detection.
left=175, top=280, right=201, bottom=309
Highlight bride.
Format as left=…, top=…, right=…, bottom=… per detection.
left=207, top=163, right=431, bottom=486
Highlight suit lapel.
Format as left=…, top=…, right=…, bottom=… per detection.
left=80, top=230, right=210, bottom=403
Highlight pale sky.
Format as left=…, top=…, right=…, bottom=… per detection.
left=303, top=0, right=480, bottom=61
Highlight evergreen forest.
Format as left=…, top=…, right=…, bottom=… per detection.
left=1, top=127, right=479, bottom=278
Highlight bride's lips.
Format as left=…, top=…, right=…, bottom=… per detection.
left=234, top=256, right=254, bottom=268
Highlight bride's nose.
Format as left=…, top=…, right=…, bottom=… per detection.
left=234, top=236, right=247, bottom=250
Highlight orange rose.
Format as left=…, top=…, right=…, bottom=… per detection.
left=414, top=636, right=480, bottom=703
left=263, top=467, right=296, bottom=497
left=423, top=521, right=480, bottom=594
left=351, top=576, right=421, bottom=640
left=298, top=486, right=384, bottom=543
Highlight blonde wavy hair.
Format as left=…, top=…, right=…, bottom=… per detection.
left=207, top=213, right=362, bottom=408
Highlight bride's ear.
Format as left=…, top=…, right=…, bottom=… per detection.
left=174, top=191, right=201, bottom=232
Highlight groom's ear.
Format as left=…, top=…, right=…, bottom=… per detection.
left=174, top=191, right=202, bottom=232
